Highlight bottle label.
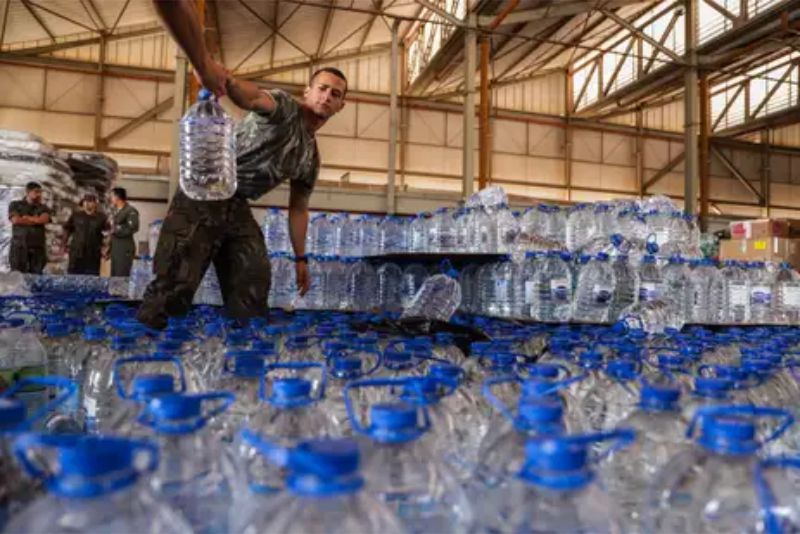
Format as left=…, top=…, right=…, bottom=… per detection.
left=525, top=281, right=536, bottom=304
left=784, top=287, right=800, bottom=307
left=593, top=285, right=612, bottom=305
left=550, top=278, right=569, bottom=301
left=729, top=284, right=748, bottom=306
left=750, top=285, right=772, bottom=305
left=494, top=280, right=509, bottom=300
left=639, top=282, right=659, bottom=302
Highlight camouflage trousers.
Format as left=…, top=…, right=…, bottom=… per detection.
left=8, top=243, right=46, bottom=274
left=137, top=191, right=270, bottom=329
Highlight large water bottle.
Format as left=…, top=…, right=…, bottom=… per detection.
left=139, top=392, right=238, bottom=533
left=377, top=262, right=403, bottom=312
left=401, top=263, right=462, bottom=322
left=722, top=260, right=750, bottom=324
left=528, top=251, right=573, bottom=322
left=264, top=208, right=290, bottom=253
left=609, top=254, right=637, bottom=323
left=7, top=434, right=193, bottom=533
left=210, top=351, right=273, bottom=441
left=662, top=255, right=691, bottom=328
left=0, top=320, right=47, bottom=422
left=79, top=326, right=118, bottom=432
left=236, top=436, right=404, bottom=533
left=470, top=207, right=496, bottom=253
left=566, top=204, right=591, bottom=251
left=401, top=263, right=428, bottom=307
left=379, top=216, right=405, bottom=253
left=637, top=254, right=664, bottom=304
left=644, top=405, right=795, bottom=533
left=688, top=258, right=716, bottom=323
left=408, top=213, right=428, bottom=252
left=309, top=214, right=334, bottom=256
left=774, top=262, right=800, bottom=323
left=343, top=382, right=473, bottom=533
left=572, top=253, right=616, bottom=323
left=268, top=252, right=296, bottom=308
left=357, top=215, right=380, bottom=256
left=601, top=383, right=690, bottom=531
left=488, top=257, right=519, bottom=318
left=148, top=219, right=162, bottom=256
left=495, top=204, right=520, bottom=254
left=478, top=430, right=634, bottom=533
left=179, top=88, right=237, bottom=200
left=749, top=261, right=775, bottom=324
left=128, top=256, right=153, bottom=300
left=578, top=359, right=641, bottom=432
left=345, top=260, right=378, bottom=311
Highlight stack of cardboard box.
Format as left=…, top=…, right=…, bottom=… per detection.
left=719, top=219, right=800, bottom=266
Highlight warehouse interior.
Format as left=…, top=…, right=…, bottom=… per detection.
left=1, top=0, right=800, bottom=247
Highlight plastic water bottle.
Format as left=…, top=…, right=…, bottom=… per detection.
left=139, top=392, right=237, bottom=533
left=210, top=351, right=273, bottom=442
left=408, top=213, right=428, bottom=253
left=469, top=207, right=496, bottom=253
left=495, top=204, right=520, bottom=254
left=466, top=184, right=507, bottom=209
left=0, top=320, right=47, bottom=422
left=749, top=261, right=775, bottom=324
left=235, top=436, right=404, bottom=534
left=379, top=216, right=405, bottom=253
left=345, top=260, right=378, bottom=311
left=609, top=254, right=637, bottom=323
left=264, top=208, right=290, bottom=253
left=401, top=263, right=428, bottom=308
left=377, top=262, right=403, bottom=312
left=645, top=405, right=794, bottom=533
left=478, top=430, right=634, bottom=533
left=662, top=255, right=691, bottom=328
left=682, top=375, right=733, bottom=422
left=601, top=384, right=690, bottom=530
left=7, top=434, right=193, bottom=534
left=572, top=253, right=616, bottom=323
left=579, top=359, right=641, bottom=432
left=309, top=214, right=334, bottom=256
left=268, top=252, right=296, bottom=308
left=528, top=251, right=573, bottom=322
left=343, top=383, right=473, bottom=533
left=566, top=204, right=591, bottom=251
left=128, top=256, right=153, bottom=300
left=774, top=262, right=800, bottom=323
left=688, top=258, right=715, bottom=323
left=357, top=215, right=380, bottom=256
left=401, top=263, right=462, bottom=322
left=79, top=326, right=118, bottom=432
left=179, top=88, right=237, bottom=200
left=637, top=254, right=663, bottom=304
left=486, top=257, right=519, bottom=318
left=149, top=219, right=162, bottom=256
left=722, top=260, right=750, bottom=323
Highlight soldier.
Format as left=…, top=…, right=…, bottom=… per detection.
left=63, top=194, right=109, bottom=275
left=138, top=0, right=347, bottom=329
left=8, top=182, right=50, bottom=274
left=108, top=187, right=140, bottom=277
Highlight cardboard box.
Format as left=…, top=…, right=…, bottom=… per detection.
left=719, top=238, right=800, bottom=266
left=729, top=219, right=800, bottom=240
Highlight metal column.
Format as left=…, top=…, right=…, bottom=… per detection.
left=683, top=0, right=699, bottom=215
left=93, top=33, right=106, bottom=151
left=169, top=54, right=189, bottom=202
left=387, top=20, right=400, bottom=214
left=478, top=36, right=491, bottom=191
left=462, top=13, right=477, bottom=199
left=699, top=72, right=710, bottom=231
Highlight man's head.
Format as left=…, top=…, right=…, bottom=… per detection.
left=82, top=194, right=98, bottom=214
left=25, top=182, right=43, bottom=204
left=303, top=68, right=347, bottom=120
left=110, top=187, right=127, bottom=208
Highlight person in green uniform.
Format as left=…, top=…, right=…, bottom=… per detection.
left=63, top=194, right=109, bottom=275
left=108, top=187, right=140, bottom=277
left=8, top=182, right=50, bottom=274
left=137, top=0, right=347, bottom=329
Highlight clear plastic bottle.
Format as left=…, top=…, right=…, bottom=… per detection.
left=377, top=262, right=403, bottom=312
left=579, top=359, right=641, bottom=433
left=268, top=252, right=297, bottom=308
left=324, top=256, right=348, bottom=311
left=662, top=255, right=691, bottom=328
left=489, top=257, right=520, bottom=318
left=774, top=261, right=800, bottom=323
left=688, top=258, right=715, bottom=323
left=478, top=430, right=634, bottom=533
left=748, top=261, right=775, bottom=324
left=495, top=204, right=520, bottom=254
left=609, top=254, right=638, bottom=323
left=336, top=215, right=360, bottom=257
left=0, top=320, right=47, bottom=423
left=7, top=434, right=193, bottom=534
left=401, top=266, right=462, bottom=322
left=721, top=260, right=750, bottom=324
left=345, top=259, right=378, bottom=312
left=179, top=88, right=237, bottom=200
left=310, top=214, right=335, bottom=256
left=401, top=263, right=429, bottom=308
left=379, top=216, right=405, bottom=253
left=572, top=253, right=616, bottom=323
left=637, top=254, right=664, bottom=304
left=409, top=213, right=429, bottom=253
left=264, top=209, right=290, bottom=254
left=529, top=251, right=573, bottom=322
left=566, top=204, right=591, bottom=251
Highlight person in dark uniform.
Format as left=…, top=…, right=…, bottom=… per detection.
left=8, top=182, right=50, bottom=274
left=108, top=187, right=140, bottom=277
left=63, top=194, right=109, bottom=275
left=138, top=0, right=347, bottom=329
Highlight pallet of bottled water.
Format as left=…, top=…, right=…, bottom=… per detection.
left=3, top=291, right=800, bottom=533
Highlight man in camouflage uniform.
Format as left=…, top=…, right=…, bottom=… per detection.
left=8, top=182, right=50, bottom=274
left=109, top=187, right=140, bottom=277
left=139, top=0, right=347, bottom=329
left=63, top=194, right=109, bottom=275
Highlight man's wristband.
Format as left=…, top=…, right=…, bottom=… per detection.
left=293, top=255, right=308, bottom=263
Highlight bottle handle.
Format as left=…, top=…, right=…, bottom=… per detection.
left=481, top=375, right=519, bottom=423
left=240, top=428, right=293, bottom=468
left=2, top=376, right=77, bottom=426
left=113, top=355, right=186, bottom=400
left=687, top=405, right=794, bottom=445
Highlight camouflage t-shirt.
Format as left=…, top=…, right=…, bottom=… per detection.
left=234, top=89, right=320, bottom=200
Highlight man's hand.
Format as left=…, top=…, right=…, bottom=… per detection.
left=197, top=58, right=228, bottom=97
left=295, top=261, right=310, bottom=296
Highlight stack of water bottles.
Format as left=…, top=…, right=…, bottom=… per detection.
left=3, top=292, right=800, bottom=533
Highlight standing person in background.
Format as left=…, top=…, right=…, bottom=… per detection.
left=63, top=194, right=109, bottom=275
left=8, top=182, right=50, bottom=274
left=108, top=187, right=140, bottom=277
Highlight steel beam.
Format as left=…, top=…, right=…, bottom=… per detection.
left=387, top=21, right=400, bottom=213
left=239, top=43, right=390, bottom=79
left=111, top=0, right=132, bottom=34
left=711, top=146, right=764, bottom=203
left=0, top=24, right=164, bottom=56
left=643, top=151, right=684, bottom=191
left=102, top=98, right=175, bottom=147
left=600, top=7, right=682, bottom=62
left=463, top=13, right=477, bottom=198
left=414, top=0, right=465, bottom=27
left=20, top=0, right=55, bottom=42
left=478, top=0, right=651, bottom=26
left=317, top=0, right=335, bottom=58
left=0, top=0, right=10, bottom=47
left=237, top=0, right=310, bottom=59
left=93, top=35, right=106, bottom=150
left=25, top=1, right=97, bottom=33
left=83, top=0, right=107, bottom=31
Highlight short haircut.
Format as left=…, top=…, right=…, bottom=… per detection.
left=111, top=187, right=127, bottom=201
left=310, top=67, right=348, bottom=95
left=25, top=182, right=42, bottom=192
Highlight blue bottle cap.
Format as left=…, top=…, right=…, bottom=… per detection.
left=269, top=377, right=313, bottom=407
left=0, top=398, right=26, bottom=428
left=367, top=402, right=426, bottom=443
left=526, top=364, right=561, bottom=379
left=698, top=414, right=757, bottom=455
left=693, top=377, right=732, bottom=398
left=111, top=335, right=137, bottom=351
left=518, top=399, right=563, bottom=425
left=148, top=393, right=202, bottom=420
left=83, top=326, right=107, bottom=341
left=45, top=322, right=70, bottom=338
left=131, top=374, right=176, bottom=400
left=226, top=350, right=266, bottom=377
left=640, top=384, right=680, bottom=411
left=198, top=88, right=213, bottom=100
